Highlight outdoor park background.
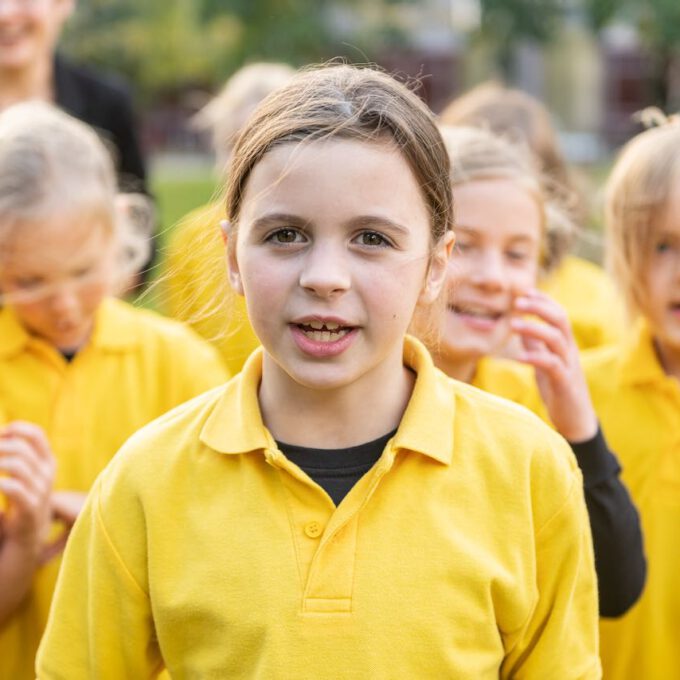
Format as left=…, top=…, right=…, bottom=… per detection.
left=60, top=0, right=680, bottom=291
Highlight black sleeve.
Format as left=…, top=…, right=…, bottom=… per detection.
left=569, top=427, right=646, bottom=618
left=106, top=88, right=148, bottom=195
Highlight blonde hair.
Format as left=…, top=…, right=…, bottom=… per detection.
left=440, top=82, right=582, bottom=265
left=0, top=101, right=151, bottom=296
left=192, top=62, right=295, bottom=172
left=604, top=110, right=680, bottom=317
left=439, top=124, right=570, bottom=272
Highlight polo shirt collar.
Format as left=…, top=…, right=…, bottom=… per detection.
left=0, top=305, right=30, bottom=358
left=620, top=318, right=667, bottom=387
left=0, top=297, right=138, bottom=360
left=200, top=336, right=455, bottom=465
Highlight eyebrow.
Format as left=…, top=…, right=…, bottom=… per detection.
left=455, top=225, right=538, bottom=243
left=249, top=213, right=412, bottom=236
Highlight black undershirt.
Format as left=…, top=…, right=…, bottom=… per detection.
left=278, top=425, right=645, bottom=619
left=277, top=429, right=397, bottom=506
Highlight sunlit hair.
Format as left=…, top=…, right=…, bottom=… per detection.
left=439, top=124, right=571, bottom=273
left=192, top=62, right=296, bottom=174
left=604, top=108, right=680, bottom=317
left=223, top=63, right=455, bottom=345
left=440, top=81, right=582, bottom=266
left=0, top=102, right=151, bottom=302
left=225, top=63, right=453, bottom=247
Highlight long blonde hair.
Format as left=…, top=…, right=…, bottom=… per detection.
left=605, top=111, right=680, bottom=317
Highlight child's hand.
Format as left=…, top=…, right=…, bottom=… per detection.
left=39, top=491, right=88, bottom=563
left=510, top=290, right=598, bottom=442
left=0, top=422, right=56, bottom=559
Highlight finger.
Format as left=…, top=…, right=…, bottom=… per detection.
left=1, top=422, right=55, bottom=465
left=0, top=476, right=41, bottom=514
left=510, top=317, right=570, bottom=362
left=0, top=455, right=40, bottom=491
left=0, top=438, right=45, bottom=479
left=50, top=491, right=86, bottom=525
left=513, top=291, right=573, bottom=340
left=39, top=529, right=71, bottom=565
left=515, top=347, right=569, bottom=382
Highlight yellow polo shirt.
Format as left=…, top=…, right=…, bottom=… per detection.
left=472, top=356, right=549, bottom=423
left=539, top=255, right=625, bottom=351
left=38, top=337, right=600, bottom=679
left=162, top=202, right=260, bottom=375
left=0, top=297, right=228, bottom=680
left=584, top=321, right=680, bottom=679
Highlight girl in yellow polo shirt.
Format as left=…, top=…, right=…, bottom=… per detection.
left=0, top=103, right=228, bottom=680
left=38, top=64, right=600, bottom=678
left=419, top=125, right=645, bottom=619
left=581, top=114, right=680, bottom=679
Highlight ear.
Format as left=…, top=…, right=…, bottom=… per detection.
left=223, top=221, right=244, bottom=296
left=419, top=230, right=455, bottom=304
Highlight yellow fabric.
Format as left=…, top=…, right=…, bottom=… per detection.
left=0, top=297, right=228, bottom=680
left=539, top=255, right=625, bottom=351
left=38, top=337, right=600, bottom=679
left=162, top=202, right=260, bottom=375
left=584, top=321, right=680, bottom=680
left=472, top=356, right=550, bottom=424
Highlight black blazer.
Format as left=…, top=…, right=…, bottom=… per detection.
left=54, top=53, right=147, bottom=194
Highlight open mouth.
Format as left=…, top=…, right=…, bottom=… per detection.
left=449, top=304, right=504, bottom=322
left=296, top=320, right=353, bottom=343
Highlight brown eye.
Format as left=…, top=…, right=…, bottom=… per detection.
left=360, top=232, right=387, bottom=247
left=273, top=229, right=298, bottom=243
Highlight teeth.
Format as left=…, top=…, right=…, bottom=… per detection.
left=301, top=328, right=350, bottom=342
left=306, top=320, right=341, bottom=330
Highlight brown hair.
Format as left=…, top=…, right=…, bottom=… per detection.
left=440, top=81, right=582, bottom=266
left=225, top=63, right=453, bottom=247
left=605, top=114, right=680, bottom=317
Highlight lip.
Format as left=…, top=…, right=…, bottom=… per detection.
left=289, top=317, right=359, bottom=358
left=448, top=304, right=507, bottom=332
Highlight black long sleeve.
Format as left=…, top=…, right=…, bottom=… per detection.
left=569, top=428, right=646, bottom=618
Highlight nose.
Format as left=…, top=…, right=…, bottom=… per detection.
left=299, top=242, right=351, bottom=298
left=48, top=285, right=81, bottom=320
left=469, top=248, right=506, bottom=292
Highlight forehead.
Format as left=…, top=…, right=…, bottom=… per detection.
left=1, top=215, right=110, bottom=273
left=240, top=137, right=429, bottom=225
left=453, top=178, right=542, bottom=238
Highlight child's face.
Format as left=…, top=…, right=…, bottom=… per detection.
left=229, top=138, right=450, bottom=392
left=0, top=0, right=72, bottom=71
left=0, top=215, right=116, bottom=351
left=643, top=194, right=680, bottom=369
left=440, top=178, right=542, bottom=362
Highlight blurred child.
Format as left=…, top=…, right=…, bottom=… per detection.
left=163, top=62, right=295, bottom=374
left=440, top=81, right=625, bottom=350
left=583, top=115, right=680, bottom=679
left=0, top=0, right=146, bottom=192
left=38, top=64, right=599, bottom=678
left=0, top=102, right=227, bottom=679
left=419, top=125, right=645, bottom=618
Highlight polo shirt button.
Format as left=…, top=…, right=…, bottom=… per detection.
left=304, top=521, right=323, bottom=538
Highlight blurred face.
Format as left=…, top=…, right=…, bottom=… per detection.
left=0, top=0, right=73, bottom=72
left=0, top=214, right=116, bottom=351
left=643, top=192, right=680, bottom=375
left=229, top=138, right=450, bottom=393
left=440, top=178, right=542, bottom=363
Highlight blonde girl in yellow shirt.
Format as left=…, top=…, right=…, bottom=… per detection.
left=582, top=114, right=680, bottom=679
left=0, top=103, right=228, bottom=680
left=38, top=64, right=600, bottom=678
left=421, top=125, right=645, bottom=619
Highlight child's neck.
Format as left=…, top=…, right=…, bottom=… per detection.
left=0, top=58, right=53, bottom=108
left=258, top=348, right=415, bottom=449
left=432, top=351, right=478, bottom=384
